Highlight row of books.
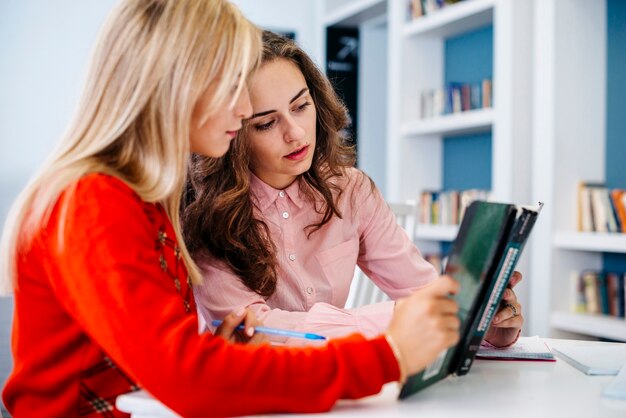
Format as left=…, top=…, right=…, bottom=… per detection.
left=409, top=0, right=465, bottom=19
left=571, top=270, right=625, bottom=318
left=420, top=80, right=492, bottom=120
left=577, top=182, right=626, bottom=233
left=419, top=189, right=491, bottom=225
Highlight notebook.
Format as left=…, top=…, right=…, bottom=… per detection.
left=551, top=345, right=626, bottom=375
left=476, top=336, right=555, bottom=361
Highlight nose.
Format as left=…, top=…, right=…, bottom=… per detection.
left=235, top=86, right=253, bottom=119
left=283, top=114, right=305, bottom=143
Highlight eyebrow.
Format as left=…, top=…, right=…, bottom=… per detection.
left=249, top=88, right=309, bottom=119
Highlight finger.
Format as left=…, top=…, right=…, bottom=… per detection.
left=500, top=288, right=517, bottom=304
left=491, top=313, right=524, bottom=328
left=508, top=271, right=522, bottom=288
left=241, top=309, right=257, bottom=338
left=432, top=297, right=459, bottom=315
left=248, top=333, right=269, bottom=346
left=493, top=302, right=521, bottom=324
left=215, top=308, right=246, bottom=337
left=426, top=275, right=460, bottom=297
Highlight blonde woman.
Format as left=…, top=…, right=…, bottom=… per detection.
left=0, top=1, right=460, bottom=416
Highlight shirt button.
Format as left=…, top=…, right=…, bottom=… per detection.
left=306, top=287, right=313, bottom=295
left=282, top=211, right=289, bottom=219
left=279, top=191, right=285, bottom=197
left=288, top=254, right=296, bottom=261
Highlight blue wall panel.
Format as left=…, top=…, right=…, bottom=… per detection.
left=604, top=0, right=626, bottom=272
left=443, top=25, right=493, bottom=192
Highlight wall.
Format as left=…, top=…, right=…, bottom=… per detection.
left=232, top=0, right=322, bottom=65
left=443, top=26, right=493, bottom=192
left=604, top=0, right=626, bottom=272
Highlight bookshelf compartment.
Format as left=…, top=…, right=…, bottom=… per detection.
left=553, top=231, right=626, bottom=254
left=323, top=0, right=386, bottom=27
left=415, top=224, right=458, bottom=241
left=550, top=311, right=626, bottom=342
left=402, top=108, right=494, bottom=137
left=404, top=0, right=494, bottom=39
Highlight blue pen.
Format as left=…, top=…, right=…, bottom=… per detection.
left=211, top=320, right=327, bottom=340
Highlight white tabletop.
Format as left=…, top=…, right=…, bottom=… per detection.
left=117, top=338, right=626, bottom=418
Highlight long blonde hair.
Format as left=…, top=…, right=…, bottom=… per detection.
left=0, top=0, right=261, bottom=294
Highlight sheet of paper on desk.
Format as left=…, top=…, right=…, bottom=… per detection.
left=476, top=336, right=555, bottom=361
left=551, top=345, right=626, bottom=376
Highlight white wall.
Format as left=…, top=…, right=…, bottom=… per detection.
left=232, top=0, right=323, bottom=66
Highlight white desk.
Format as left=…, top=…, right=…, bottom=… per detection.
left=117, top=339, right=626, bottom=418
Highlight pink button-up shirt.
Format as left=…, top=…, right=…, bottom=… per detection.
left=194, top=168, right=437, bottom=342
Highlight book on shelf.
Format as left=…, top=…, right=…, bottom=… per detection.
left=569, top=270, right=625, bottom=318
left=577, top=182, right=625, bottom=233
left=399, top=200, right=542, bottom=399
left=419, top=79, right=491, bottom=120
left=611, top=189, right=626, bottom=232
left=419, top=189, right=490, bottom=226
left=476, top=336, right=555, bottom=361
left=409, top=0, right=466, bottom=19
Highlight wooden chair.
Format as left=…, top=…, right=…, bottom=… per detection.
left=344, top=202, right=418, bottom=309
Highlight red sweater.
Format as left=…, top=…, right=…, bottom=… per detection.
left=2, top=174, right=399, bottom=417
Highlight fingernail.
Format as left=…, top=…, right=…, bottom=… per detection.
left=493, top=316, right=500, bottom=323
left=246, top=327, right=255, bottom=337
left=236, top=307, right=246, bottom=316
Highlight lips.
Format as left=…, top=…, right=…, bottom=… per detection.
left=226, top=127, right=241, bottom=138
left=284, top=145, right=309, bottom=161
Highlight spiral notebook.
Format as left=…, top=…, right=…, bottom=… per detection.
left=476, top=336, right=555, bottom=361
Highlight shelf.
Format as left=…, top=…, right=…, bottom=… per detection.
left=553, top=231, right=626, bottom=254
left=323, top=0, right=386, bottom=27
left=404, top=0, right=494, bottom=39
left=415, top=224, right=458, bottom=241
left=550, top=311, right=626, bottom=342
left=401, top=108, right=494, bottom=137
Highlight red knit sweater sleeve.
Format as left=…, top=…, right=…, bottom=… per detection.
left=48, top=175, right=399, bottom=417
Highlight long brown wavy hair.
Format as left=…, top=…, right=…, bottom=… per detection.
left=182, top=31, right=367, bottom=298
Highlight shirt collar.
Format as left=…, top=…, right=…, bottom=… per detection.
left=249, top=172, right=305, bottom=210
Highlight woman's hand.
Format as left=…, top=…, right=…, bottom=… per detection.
left=484, top=271, right=524, bottom=347
left=214, top=308, right=268, bottom=345
left=385, top=275, right=460, bottom=377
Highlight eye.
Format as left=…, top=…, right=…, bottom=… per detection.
left=294, top=101, right=311, bottom=112
left=255, top=120, right=275, bottom=131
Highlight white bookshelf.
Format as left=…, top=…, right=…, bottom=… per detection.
left=415, top=224, right=458, bottom=242
left=384, top=0, right=533, bottom=308
left=323, top=0, right=386, bottom=27
left=401, top=108, right=494, bottom=137
left=403, top=0, right=495, bottom=38
left=386, top=0, right=532, bottom=204
left=529, top=0, right=622, bottom=341
left=553, top=232, right=626, bottom=254
left=322, top=0, right=624, bottom=342
left=550, top=311, right=626, bottom=342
